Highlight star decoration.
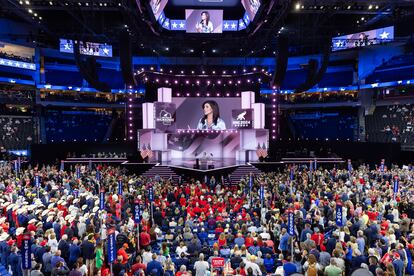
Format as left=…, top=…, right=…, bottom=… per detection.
left=379, top=31, right=389, bottom=39
left=224, top=23, right=229, bottom=29
left=179, top=22, right=185, bottom=29
left=64, top=43, right=71, bottom=50
left=335, top=40, right=342, bottom=47
left=102, top=48, right=109, bottom=55
left=231, top=23, right=237, bottom=29
left=172, top=22, right=177, bottom=29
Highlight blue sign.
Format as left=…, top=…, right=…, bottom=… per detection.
left=310, top=161, right=313, bottom=172
left=393, top=177, right=399, bottom=195
left=73, top=189, right=79, bottom=198
left=107, top=229, right=116, bottom=263
left=99, top=190, right=105, bottom=210
left=249, top=175, right=253, bottom=190
left=290, top=167, right=294, bottom=180
left=118, top=180, right=123, bottom=195
left=336, top=204, right=343, bottom=226
left=14, top=160, right=18, bottom=172
left=348, top=159, right=353, bottom=172
left=60, top=161, right=64, bottom=171
left=314, top=159, right=317, bottom=170
left=22, top=234, right=31, bottom=269
left=260, top=185, right=264, bottom=201
left=134, top=202, right=141, bottom=223
left=35, top=175, right=40, bottom=188
left=148, top=187, right=154, bottom=202
left=96, top=170, right=101, bottom=181
left=76, top=167, right=81, bottom=179
left=288, top=212, right=294, bottom=236
left=380, top=159, right=385, bottom=172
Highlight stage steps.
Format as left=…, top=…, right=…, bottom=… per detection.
left=142, top=165, right=180, bottom=182
left=230, top=165, right=263, bottom=186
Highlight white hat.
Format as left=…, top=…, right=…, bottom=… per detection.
left=1, top=202, right=11, bottom=208
left=29, top=219, right=37, bottom=224
left=48, top=203, right=55, bottom=209
left=16, top=227, right=25, bottom=235
left=92, top=206, right=99, bottom=213
left=73, top=199, right=79, bottom=204
left=0, top=217, right=6, bottom=224
left=41, top=209, right=50, bottom=217
left=6, top=204, right=15, bottom=211
left=0, top=233, right=9, bottom=241
left=46, top=216, right=54, bottom=222
left=81, top=205, right=87, bottom=211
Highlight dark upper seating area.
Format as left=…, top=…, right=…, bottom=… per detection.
left=365, top=104, right=414, bottom=144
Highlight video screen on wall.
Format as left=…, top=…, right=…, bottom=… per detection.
left=173, top=97, right=253, bottom=130
left=185, top=9, right=223, bottom=33
left=241, top=0, right=261, bottom=21
left=149, top=0, right=169, bottom=20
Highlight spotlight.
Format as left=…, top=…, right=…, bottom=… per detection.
left=295, top=3, right=300, bottom=10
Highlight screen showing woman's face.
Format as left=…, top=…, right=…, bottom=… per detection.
left=203, top=103, right=213, bottom=115
left=201, top=13, right=207, bottom=21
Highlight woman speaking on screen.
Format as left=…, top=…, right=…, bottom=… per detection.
left=195, top=11, right=214, bottom=33
left=196, top=100, right=226, bottom=130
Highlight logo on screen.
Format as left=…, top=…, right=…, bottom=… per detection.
left=156, top=110, right=174, bottom=125
left=232, top=109, right=253, bottom=129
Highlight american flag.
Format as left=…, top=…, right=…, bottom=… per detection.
left=146, top=144, right=154, bottom=160
left=256, top=143, right=268, bottom=158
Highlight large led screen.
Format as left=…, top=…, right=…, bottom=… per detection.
left=185, top=9, right=223, bottom=33
left=149, top=0, right=169, bottom=20
left=172, top=97, right=241, bottom=130
left=241, top=0, right=261, bottom=21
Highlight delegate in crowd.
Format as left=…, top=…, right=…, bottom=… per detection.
left=0, top=161, right=413, bottom=276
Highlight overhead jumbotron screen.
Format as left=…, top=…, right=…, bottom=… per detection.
left=171, top=0, right=239, bottom=7
left=149, top=0, right=169, bottom=20
left=185, top=9, right=223, bottom=33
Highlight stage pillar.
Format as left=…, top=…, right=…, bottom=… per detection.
left=241, top=91, right=255, bottom=109
left=252, top=103, right=265, bottom=129
left=142, top=103, right=154, bottom=129
left=157, top=87, right=172, bottom=103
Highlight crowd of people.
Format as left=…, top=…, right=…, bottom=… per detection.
left=0, top=161, right=413, bottom=276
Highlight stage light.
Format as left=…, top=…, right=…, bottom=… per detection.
left=233, top=70, right=237, bottom=74
left=129, top=136, right=133, bottom=140
left=202, top=71, right=205, bottom=74
left=217, top=93, right=220, bottom=96
left=129, top=99, right=132, bottom=102
left=212, top=49, right=216, bottom=53
left=185, top=80, right=189, bottom=84
left=186, top=93, right=190, bottom=96
left=295, top=3, right=300, bottom=10
left=25, top=0, right=29, bottom=4
left=19, top=1, right=23, bottom=4
left=129, top=124, right=132, bottom=127
left=207, top=80, right=211, bottom=85
left=181, top=70, right=184, bottom=74
left=28, top=9, right=32, bottom=13
left=150, top=67, right=154, bottom=70
left=253, top=67, right=257, bottom=71
left=375, top=5, right=379, bottom=9
left=196, top=93, right=200, bottom=96
left=165, top=47, right=169, bottom=51
left=206, top=93, right=210, bottom=96
left=368, top=4, right=372, bottom=9
left=247, top=79, right=251, bottom=83
left=155, top=79, right=159, bottom=82
left=237, top=80, right=241, bottom=84
left=226, top=93, right=230, bottom=97
left=228, top=80, right=232, bottom=84
left=217, top=80, right=221, bottom=84
left=169, top=70, right=173, bottom=73
left=347, top=5, right=351, bottom=9
left=236, top=93, right=239, bottom=96
left=212, top=71, right=216, bottom=74
left=223, top=71, right=226, bottom=74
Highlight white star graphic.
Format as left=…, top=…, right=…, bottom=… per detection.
left=22, top=63, right=27, bottom=68
left=102, top=48, right=109, bottom=55
left=179, top=22, right=184, bottom=29
left=29, top=64, right=35, bottom=69
left=335, top=40, right=342, bottom=47
left=172, top=22, right=177, bottom=29
left=231, top=23, right=236, bottom=29
left=164, top=21, right=169, bottom=27
left=224, top=22, right=229, bottom=29
left=379, top=31, right=389, bottom=39
left=239, top=21, right=245, bottom=28
left=15, top=62, right=20, bottom=67
left=64, top=43, right=71, bottom=50
left=0, top=59, right=4, bottom=64
left=7, top=61, right=12, bottom=65
left=245, top=15, right=249, bottom=21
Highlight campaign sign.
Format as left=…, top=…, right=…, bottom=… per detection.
left=22, top=234, right=31, bottom=269
left=290, top=167, right=294, bottom=180
left=73, top=189, right=79, bottom=198
left=35, top=175, right=40, bottom=188
left=211, top=257, right=225, bottom=268
left=288, top=212, right=294, bottom=236
left=348, top=159, right=353, bottom=172
left=260, top=185, right=264, bottom=201
left=76, top=167, right=81, bottom=179
left=393, top=176, right=399, bottom=195
left=118, top=180, right=123, bottom=195
left=336, top=204, right=343, bottom=226
left=231, top=109, right=253, bottom=129
left=96, top=170, right=101, bottom=181
left=134, top=201, right=141, bottom=223
left=149, top=187, right=154, bottom=202
left=107, top=228, right=116, bottom=263
left=99, top=190, right=105, bottom=210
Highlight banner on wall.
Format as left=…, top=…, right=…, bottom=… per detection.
left=154, top=102, right=176, bottom=133
left=232, top=109, right=253, bottom=129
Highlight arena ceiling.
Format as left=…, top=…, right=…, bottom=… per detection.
left=0, top=0, right=413, bottom=57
